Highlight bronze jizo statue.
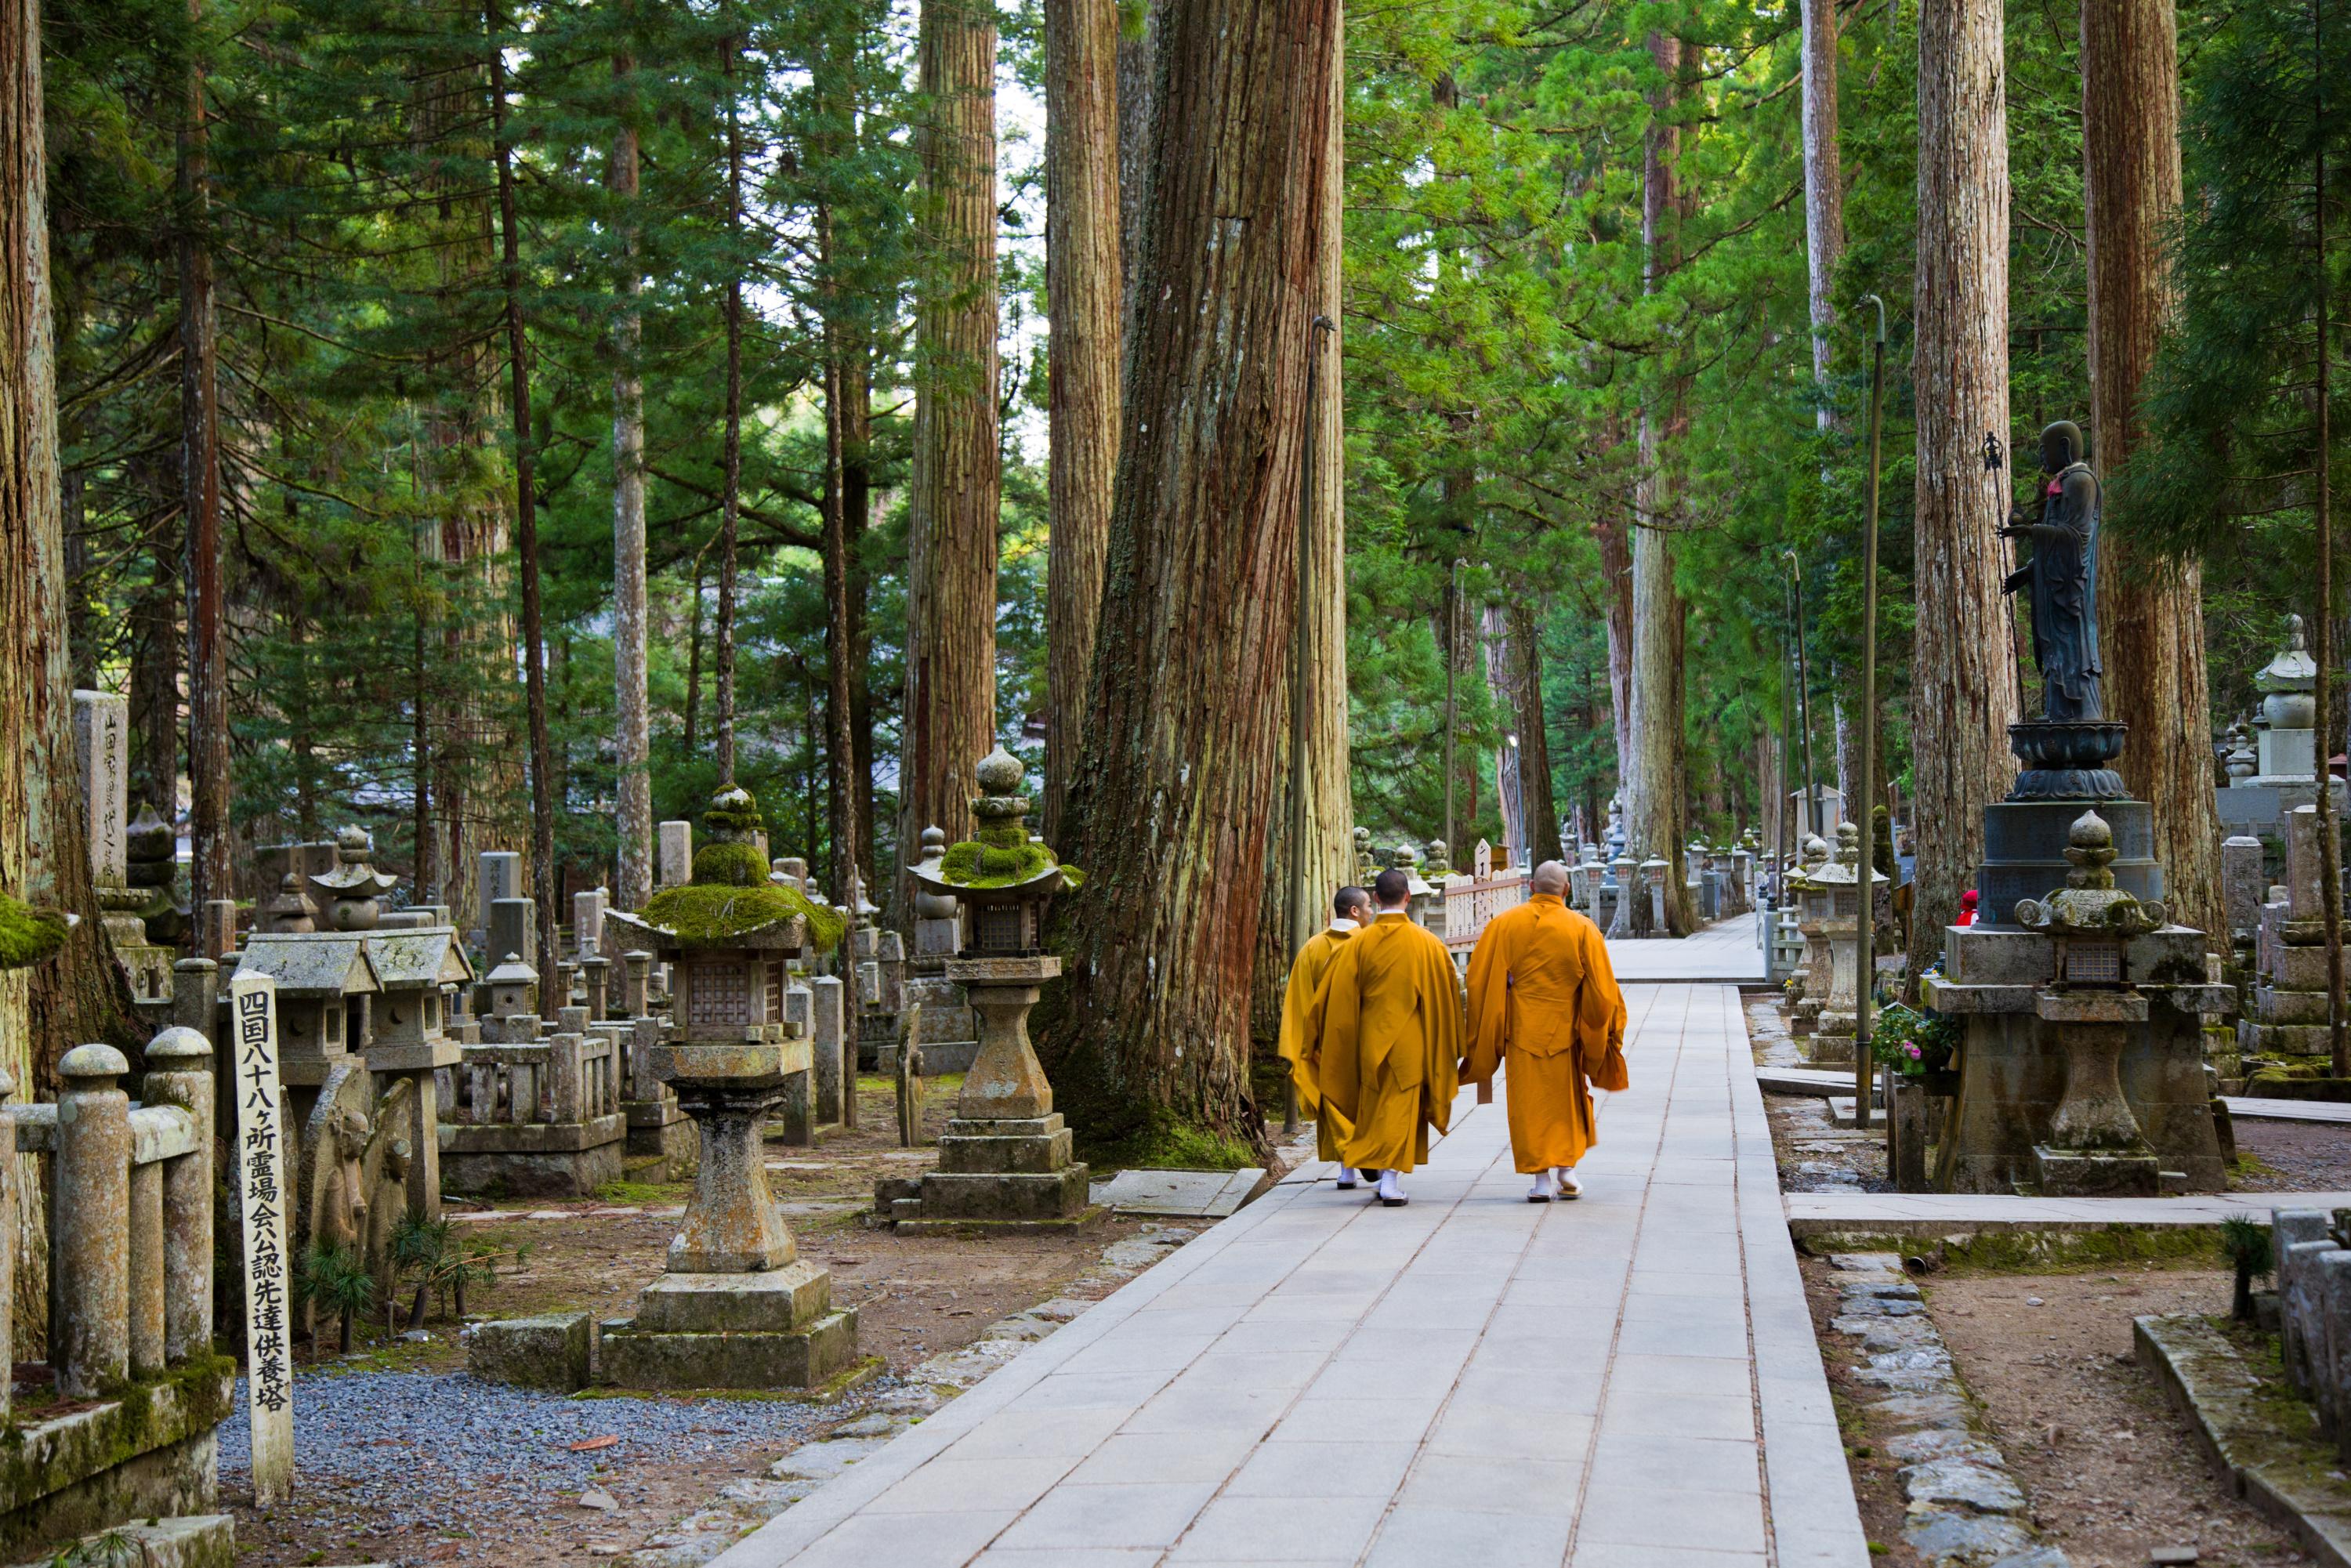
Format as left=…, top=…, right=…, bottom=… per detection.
left=2001, top=420, right=2103, bottom=722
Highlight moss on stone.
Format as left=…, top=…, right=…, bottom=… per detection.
left=938, top=840, right=1060, bottom=889
left=639, top=882, right=844, bottom=952
left=691, top=842, right=770, bottom=888
left=0, top=894, right=70, bottom=971
left=702, top=788, right=766, bottom=840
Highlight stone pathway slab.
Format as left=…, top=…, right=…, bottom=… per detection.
left=1092, top=1168, right=1267, bottom=1219
left=1785, top=1190, right=2351, bottom=1237
left=708, top=984, right=1864, bottom=1567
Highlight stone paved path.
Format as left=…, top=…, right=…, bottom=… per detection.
left=710, top=977, right=1864, bottom=1568
left=1785, top=1188, right=2351, bottom=1236
left=1603, top=916, right=1766, bottom=983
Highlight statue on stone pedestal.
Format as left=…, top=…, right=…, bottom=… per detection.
left=2000, top=421, right=2103, bottom=723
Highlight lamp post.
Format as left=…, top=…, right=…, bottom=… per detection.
left=1784, top=549, right=1819, bottom=838
left=1854, top=295, right=1888, bottom=1133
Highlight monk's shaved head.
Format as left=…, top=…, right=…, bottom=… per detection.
left=1532, top=860, right=1570, bottom=896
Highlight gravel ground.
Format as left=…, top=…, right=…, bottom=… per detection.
left=2233, top=1117, right=2351, bottom=1191
left=219, top=1371, right=838, bottom=1534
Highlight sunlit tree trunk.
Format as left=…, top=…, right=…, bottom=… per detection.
left=1039, top=0, right=1339, bottom=1157
left=900, top=0, right=1002, bottom=898
left=2082, top=0, right=2221, bottom=944
left=1043, top=0, right=1121, bottom=846
left=610, top=42, right=651, bottom=911
left=180, top=0, right=229, bottom=922
left=1628, top=31, right=1695, bottom=936
left=1909, top=0, right=2023, bottom=976
left=1800, top=0, right=1843, bottom=424
left=714, top=30, right=746, bottom=787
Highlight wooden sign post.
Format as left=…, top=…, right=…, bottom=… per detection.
left=229, top=971, right=295, bottom=1505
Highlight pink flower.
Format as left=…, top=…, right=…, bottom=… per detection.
left=1904, top=1043, right=1922, bottom=1059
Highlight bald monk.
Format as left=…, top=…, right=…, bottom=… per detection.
left=1303, top=866, right=1464, bottom=1207
left=1278, top=885, right=1376, bottom=1189
left=1464, top=860, right=1628, bottom=1201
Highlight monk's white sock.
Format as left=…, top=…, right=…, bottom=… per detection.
left=1556, top=1167, right=1581, bottom=1198
left=1376, top=1170, right=1404, bottom=1204
left=1527, top=1169, right=1555, bottom=1200
left=1334, top=1168, right=1360, bottom=1190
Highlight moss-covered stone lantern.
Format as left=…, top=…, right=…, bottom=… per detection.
left=878, top=748, right=1092, bottom=1230
left=599, top=785, right=861, bottom=1391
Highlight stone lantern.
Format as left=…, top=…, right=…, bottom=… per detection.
left=1786, top=834, right=1833, bottom=1030
left=876, top=748, right=1092, bottom=1229
left=308, top=826, right=400, bottom=932
left=1804, top=822, right=1889, bottom=1065
left=600, top=785, right=859, bottom=1390
left=484, top=954, right=538, bottom=1019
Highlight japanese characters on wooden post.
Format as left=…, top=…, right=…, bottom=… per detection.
left=230, top=970, right=295, bottom=1504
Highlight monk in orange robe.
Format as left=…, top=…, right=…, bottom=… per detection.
left=1463, top=860, right=1628, bottom=1200
left=1304, top=867, right=1464, bottom=1206
left=1277, top=885, right=1375, bottom=1187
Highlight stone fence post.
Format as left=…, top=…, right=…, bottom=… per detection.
left=55, top=1044, right=131, bottom=1396
left=143, top=1027, right=216, bottom=1363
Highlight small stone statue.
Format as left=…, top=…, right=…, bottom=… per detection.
left=2001, top=421, right=2103, bottom=723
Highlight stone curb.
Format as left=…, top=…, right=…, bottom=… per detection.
left=2135, top=1311, right=2351, bottom=1567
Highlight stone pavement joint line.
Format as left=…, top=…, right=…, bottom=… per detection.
left=708, top=977, right=1867, bottom=1568
left=1785, top=1189, right=2351, bottom=1237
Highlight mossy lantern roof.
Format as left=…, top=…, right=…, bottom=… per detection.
left=910, top=748, right=1080, bottom=904
left=606, top=784, right=845, bottom=954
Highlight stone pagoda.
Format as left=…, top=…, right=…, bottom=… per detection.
left=1801, top=822, right=1888, bottom=1066
left=2216, top=614, right=2348, bottom=839
left=600, top=784, right=858, bottom=1389
left=875, top=748, right=1092, bottom=1231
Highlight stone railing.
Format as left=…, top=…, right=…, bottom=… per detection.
left=436, top=1007, right=629, bottom=1197
left=0, top=1030, right=237, bottom=1560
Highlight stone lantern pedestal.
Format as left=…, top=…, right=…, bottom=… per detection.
left=2028, top=987, right=2161, bottom=1197
left=882, top=954, right=1091, bottom=1229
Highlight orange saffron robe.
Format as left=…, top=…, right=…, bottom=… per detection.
left=1306, top=912, right=1463, bottom=1174
left=1464, top=893, right=1629, bottom=1173
left=1277, top=924, right=1357, bottom=1163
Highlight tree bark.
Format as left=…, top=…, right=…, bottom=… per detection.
left=1043, top=0, right=1121, bottom=846
left=900, top=0, right=1002, bottom=889
left=1595, top=490, right=1634, bottom=792
left=1115, top=0, right=1158, bottom=368
left=1628, top=32, right=1696, bottom=936
left=1305, top=27, right=1352, bottom=910
left=1510, top=597, right=1561, bottom=865
left=2082, top=0, right=2222, bottom=944
left=129, top=559, right=178, bottom=818
left=1909, top=0, right=2022, bottom=978
left=1800, top=0, right=1843, bottom=423
left=489, top=9, right=558, bottom=1001
left=2, top=0, right=136, bottom=1088
left=610, top=44, right=651, bottom=911
left=179, top=0, right=229, bottom=927
left=1038, top=0, right=1339, bottom=1158
left=715, top=31, right=746, bottom=788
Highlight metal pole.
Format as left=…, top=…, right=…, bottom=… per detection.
left=1287, top=315, right=1336, bottom=1135
left=1444, top=556, right=1463, bottom=855
left=1855, top=296, right=1887, bottom=1133
left=1785, top=550, right=1818, bottom=838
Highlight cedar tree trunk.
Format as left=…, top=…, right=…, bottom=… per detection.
left=1801, top=0, right=1843, bottom=422
left=610, top=45, right=652, bottom=911
left=1909, top=0, right=2023, bottom=978
left=180, top=0, right=229, bottom=926
left=2082, top=0, right=2222, bottom=944
left=1039, top=0, right=1339, bottom=1159
left=1043, top=0, right=1121, bottom=846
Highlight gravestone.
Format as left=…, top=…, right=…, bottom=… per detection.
left=77, top=693, right=175, bottom=1004
left=489, top=896, right=537, bottom=973
left=573, top=888, right=607, bottom=957
left=478, top=850, right=522, bottom=910
left=2222, top=835, right=2266, bottom=949
left=657, top=820, right=693, bottom=890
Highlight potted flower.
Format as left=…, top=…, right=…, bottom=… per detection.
left=1872, top=1001, right=1960, bottom=1080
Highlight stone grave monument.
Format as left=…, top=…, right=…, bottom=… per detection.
left=875, top=748, right=1092, bottom=1230
left=902, top=826, right=980, bottom=1074
left=74, top=692, right=178, bottom=1008
left=2216, top=616, right=2349, bottom=838
left=1921, top=418, right=2232, bottom=1195
left=2238, top=803, right=2339, bottom=1064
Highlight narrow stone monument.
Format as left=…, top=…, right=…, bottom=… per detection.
left=600, top=785, right=858, bottom=1389
left=228, top=972, right=296, bottom=1505
left=75, top=693, right=176, bottom=1005
left=657, top=820, right=694, bottom=890
left=876, top=749, right=1092, bottom=1231
left=902, top=827, right=980, bottom=1074
left=2240, top=804, right=2337, bottom=1062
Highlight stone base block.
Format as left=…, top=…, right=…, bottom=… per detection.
left=910, top=1039, right=979, bottom=1075
left=2263, top=945, right=2341, bottom=993
left=439, top=1114, right=629, bottom=1198
left=2031, top=1146, right=2160, bottom=1198
left=0, top=1365, right=234, bottom=1563
left=2253, top=984, right=2334, bottom=1025
left=600, top=1308, right=860, bottom=1391
left=633, top=1262, right=832, bottom=1334
left=624, top=1101, right=696, bottom=1175
left=467, top=1312, right=596, bottom=1390
left=1802, top=1032, right=1857, bottom=1066
left=891, top=1207, right=1107, bottom=1237
left=904, top=1163, right=1092, bottom=1222
left=2243, top=1021, right=2336, bottom=1056
left=936, top=1124, right=1075, bottom=1175
left=7, top=1514, right=234, bottom=1568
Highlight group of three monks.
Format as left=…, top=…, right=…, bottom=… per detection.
left=1278, top=860, right=1628, bottom=1207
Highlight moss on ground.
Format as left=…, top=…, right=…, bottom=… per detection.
left=639, top=882, right=845, bottom=952
left=1804, top=1225, right=2227, bottom=1276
